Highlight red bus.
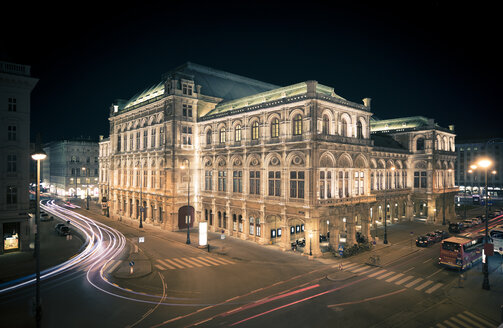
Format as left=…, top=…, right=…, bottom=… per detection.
left=438, top=235, right=484, bottom=270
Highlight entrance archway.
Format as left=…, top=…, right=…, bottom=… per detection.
left=178, top=206, right=194, bottom=229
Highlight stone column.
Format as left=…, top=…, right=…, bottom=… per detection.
left=305, top=217, right=321, bottom=257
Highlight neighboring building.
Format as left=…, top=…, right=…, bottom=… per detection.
left=0, top=61, right=38, bottom=254
left=42, top=139, right=99, bottom=198
left=102, top=62, right=457, bottom=256
left=455, top=139, right=503, bottom=197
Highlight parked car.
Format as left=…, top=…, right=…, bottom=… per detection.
left=54, top=223, right=70, bottom=236
left=434, top=230, right=449, bottom=240
left=40, top=212, right=54, bottom=221
left=462, top=219, right=474, bottom=228
left=471, top=217, right=482, bottom=225
left=416, top=235, right=432, bottom=247
left=426, top=232, right=441, bottom=243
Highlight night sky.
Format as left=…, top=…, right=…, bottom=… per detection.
left=2, top=1, right=501, bottom=143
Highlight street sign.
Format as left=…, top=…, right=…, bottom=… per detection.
left=139, top=237, right=145, bottom=243
left=338, top=245, right=344, bottom=251
left=129, top=261, right=135, bottom=267
left=339, top=250, right=344, bottom=256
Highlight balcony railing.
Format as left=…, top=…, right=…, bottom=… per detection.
left=318, top=194, right=376, bottom=206
left=316, top=134, right=373, bottom=146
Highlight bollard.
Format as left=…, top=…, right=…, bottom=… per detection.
left=207, top=243, right=210, bottom=253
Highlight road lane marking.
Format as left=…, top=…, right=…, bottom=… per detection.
left=210, top=257, right=234, bottom=265
left=158, top=259, right=176, bottom=270
left=395, top=275, right=414, bottom=285
left=423, top=258, right=432, bottom=263
left=181, top=257, right=203, bottom=267
left=456, top=313, right=485, bottom=328
left=425, top=268, right=443, bottom=279
left=414, top=280, right=433, bottom=291
left=425, top=283, right=443, bottom=294
left=404, top=278, right=423, bottom=288
left=368, top=269, right=387, bottom=277
left=164, top=259, right=185, bottom=269
left=402, top=267, right=415, bottom=273
left=463, top=311, right=496, bottom=327
left=172, top=258, right=194, bottom=268
left=377, top=272, right=395, bottom=280
left=327, top=288, right=407, bottom=308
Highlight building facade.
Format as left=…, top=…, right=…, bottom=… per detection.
left=455, top=139, right=502, bottom=197
left=102, top=62, right=457, bottom=256
left=43, top=139, right=99, bottom=199
left=0, top=61, right=38, bottom=254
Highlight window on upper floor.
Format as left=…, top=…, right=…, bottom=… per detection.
left=414, top=171, right=427, bottom=188
left=233, top=171, right=242, bottom=193
left=219, top=127, right=226, bottom=144
left=271, top=118, right=279, bottom=138
left=293, top=114, right=302, bottom=135
left=251, top=121, right=259, bottom=140
left=341, top=119, right=349, bottom=137
left=182, top=126, right=192, bottom=145
left=6, top=186, right=17, bottom=204
left=151, top=128, right=156, bottom=148
left=182, top=83, right=193, bottom=96
left=235, top=125, right=242, bottom=142
left=7, top=125, right=16, bottom=141
left=206, top=129, right=212, bottom=145
left=416, top=138, right=425, bottom=151
left=322, top=115, right=329, bottom=135
left=356, top=121, right=363, bottom=139
left=7, top=154, right=16, bottom=173
left=249, top=171, right=260, bottom=195
left=143, top=130, right=148, bottom=149
left=290, top=171, right=305, bottom=198
left=268, top=171, right=281, bottom=196
left=182, top=104, right=193, bottom=118
left=8, top=98, right=16, bottom=112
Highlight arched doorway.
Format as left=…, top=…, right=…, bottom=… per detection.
left=178, top=205, right=194, bottom=229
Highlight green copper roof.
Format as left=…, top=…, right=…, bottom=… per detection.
left=123, top=81, right=165, bottom=110
left=370, top=116, right=438, bottom=132
left=203, top=82, right=346, bottom=117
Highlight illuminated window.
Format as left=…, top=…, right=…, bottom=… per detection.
left=235, top=125, right=242, bottom=142
left=293, top=115, right=302, bottom=135
left=271, top=118, right=279, bottom=138
left=219, top=127, right=226, bottom=143
left=251, top=121, right=259, bottom=140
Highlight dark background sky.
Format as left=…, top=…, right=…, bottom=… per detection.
left=2, top=1, right=501, bottom=143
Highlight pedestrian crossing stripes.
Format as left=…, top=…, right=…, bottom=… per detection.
left=155, top=256, right=235, bottom=271
left=434, top=310, right=498, bottom=328
left=339, top=261, right=444, bottom=295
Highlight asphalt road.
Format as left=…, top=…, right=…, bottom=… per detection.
left=0, top=198, right=501, bottom=328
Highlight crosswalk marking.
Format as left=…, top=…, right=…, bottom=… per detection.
left=457, top=313, right=485, bottom=328
left=395, top=275, right=414, bottom=285
left=172, top=258, right=194, bottom=268
left=425, top=283, right=443, bottom=294
left=351, top=265, right=368, bottom=273
left=463, top=311, right=496, bottom=327
left=405, top=278, right=423, bottom=288
left=450, top=316, right=473, bottom=328
left=442, top=320, right=459, bottom=328
left=196, top=257, right=222, bottom=266
left=158, top=259, right=176, bottom=270
left=414, top=280, right=433, bottom=291
left=182, top=257, right=203, bottom=267
left=377, top=271, right=395, bottom=280
left=343, top=263, right=359, bottom=270
left=368, top=269, right=387, bottom=277
left=190, top=257, right=213, bottom=267
left=385, top=273, right=403, bottom=283
left=211, top=257, right=235, bottom=265
left=435, top=323, right=448, bottom=328
left=164, top=258, right=186, bottom=269
left=154, top=264, right=165, bottom=271
left=358, top=267, right=380, bottom=275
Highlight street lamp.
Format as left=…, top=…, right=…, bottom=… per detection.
left=181, top=160, right=191, bottom=244
left=471, top=158, right=492, bottom=290
left=309, top=231, right=313, bottom=256
left=31, top=141, right=47, bottom=328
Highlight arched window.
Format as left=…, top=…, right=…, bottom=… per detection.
left=235, top=125, right=242, bottom=142
left=271, top=118, right=279, bottom=138
left=356, top=121, right=363, bottom=139
left=219, top=127, right=226, bottom=144
left=206, top=129, right=212, bottom=145
left=293, top=114, right=302, bottom=135
left=416, top=138, right=425, bottom=151
left=251, top=121, right=259, bottom=140
left=322, top=115, right=329, bottom=135
left=341, top=118, right=349, bottom=137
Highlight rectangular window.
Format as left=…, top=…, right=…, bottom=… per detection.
left=7, top=186, right=17, bottom=204
left=7, top=125, right=16, bottom=141
left=182, top=126, right=192, bottom=145
left=420, top=171, right=427, bottom=188
left=151, top=128, right=156, bottom=148
left=117, top=135, right=121, bottom=152
left=8, top=98, right=17, bottom=112
left=218, top=170, right=227, bottom=192
left=414, top=172, right=419, bottom=188
left=205, top=170, right=213, bottom=191
left=182, top=83, right=193, bottom=96
left=136, top=132, right=140, bottom=150
left=249, top=171, right=260, bottom=195
left=256, top=219, right=261, bottom=236
left=182, top=104, right=193, bottom=118
left=233, top=171, right=242, bottom=193
left=290, top=171, right=305, bottom=198
left=7, top=154, right=16, bottom=173
left=249, top=217, right=255, bottom=235
left=354, top=171, right=359, bottom=195
left=320, top=171, right=325, bottom=199
left=143, top=130, right=148, bottom=149
left=268, top=171, right=281, bottom=196
left=129, top=134, right=133, bottom=151
left=359, top=171, right=364, bottom=195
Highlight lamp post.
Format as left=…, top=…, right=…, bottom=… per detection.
left=181, top=160, right=191, bottom=244
left=309, top=232, right=313, bottom=256
left=442, top=169, right=453, bottom=226
left=32, top=141, right=47, bottom=328
left=471, top=158, right=492, bottom=290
